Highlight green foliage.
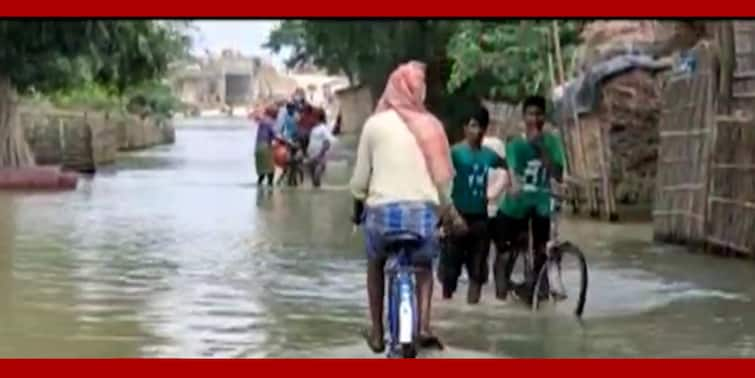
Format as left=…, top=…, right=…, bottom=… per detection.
left=267, top=21, right=456, bottom=90
left=125, top=81, right=184, bottom=120
left=48, top=82, right=121, bottom=111
left=446, top=21, right=581, bottom=102
left=0, top=20, right=190, bottom=94
left=5, top=21, right=189, bottom=122
left=25, top=80, right=183, bottom=120
left=265, top=20, right=480, bottom=138
left=267, top=20, right=371, bottom=85
left=264, top=20, right=582, bottom=139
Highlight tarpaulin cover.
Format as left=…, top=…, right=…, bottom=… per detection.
left=553, top=53, right=672, bottom=123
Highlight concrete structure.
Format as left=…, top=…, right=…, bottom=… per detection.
left=171, top=51, right=349, bottom=116
left=170, top=50, right=280, bottom=110
left=335, top=85, right=374, bottom=135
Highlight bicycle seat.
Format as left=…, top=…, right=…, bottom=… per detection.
left=383, top=231, right=423, bottom=252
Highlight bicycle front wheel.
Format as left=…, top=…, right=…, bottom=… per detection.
left=532, top=242, right=588, bottom=317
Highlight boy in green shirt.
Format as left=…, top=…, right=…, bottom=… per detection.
left=491, top=95, right=565, bottom=300
left=439, top=105, right=506, bottom=304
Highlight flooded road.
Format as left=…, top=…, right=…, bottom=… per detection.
left=1, top=119, right=755, bottom=357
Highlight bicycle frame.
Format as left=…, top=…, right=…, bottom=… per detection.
left=277, top=142, right=304, bottom=187
left=532, top=193, right=588, bottom=317
left=513, top=195, right=562, bottom=284
left=543, top=195, right=568, bottom=297
left=385, top=247, right=418, bottom=358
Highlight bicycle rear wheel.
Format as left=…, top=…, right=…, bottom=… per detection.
left=532, top=241, right=588, bottom=317
left=386, top=268, right=418, bottom=359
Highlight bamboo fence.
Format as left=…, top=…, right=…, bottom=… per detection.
left=653, top=25, right=755, bottom=257
left=21, top=106, right=172, bottom=173
left=705, top=22, right=755, bottom=256
left=707, top=116, right=755, bottom=256
left=653, top=43, right=715, bottom=246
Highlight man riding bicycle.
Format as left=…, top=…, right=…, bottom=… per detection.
left=350, top=61, right=451, bottom=353
left=491, top=95, right=566, bottom=301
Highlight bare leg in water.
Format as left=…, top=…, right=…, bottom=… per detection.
left=311, top=161, right=326, bottom=188
left=276, top=167, right=288, bottom=186
left=258, top=173, right=275, bottom=187
left=415, top=267, right=442, bottom=348
left=494, top=249, right=517, bottom=300
left=365, top=259, right=386, bottom=352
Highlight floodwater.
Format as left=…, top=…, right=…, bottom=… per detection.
left=1, top=118, right=755, bottom=358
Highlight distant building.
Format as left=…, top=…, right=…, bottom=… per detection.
left=170, top=50, right=350, bottom=122
left=169, top=49, right=298, bottom=110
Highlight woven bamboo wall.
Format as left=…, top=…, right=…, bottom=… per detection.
left=114, top=114, right=173, bottom=152
left=21, top=107, right=174, bottom=172
left=60, top=113, right=95, bottom=172
left=707, top=117, right=755, bottom=255
left=566, top=115, right=604, bottom=181
left=653, top=45, right=715, bottom=245
left=90, top=113, right=119, bottom=166
left=650, top=24, right=755, bottom=257
left=22, top=110, right=63, bottom=165
left=735, top=21, right=755, bottom=72
left=704, top=21, right=755, bottom=256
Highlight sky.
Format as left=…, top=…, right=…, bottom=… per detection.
left=190, top=20, right=290, bottom=68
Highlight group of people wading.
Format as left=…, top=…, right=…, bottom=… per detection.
left=251, top=88, right=338, bottom=188
left=349, top=61, right=566, bottom=353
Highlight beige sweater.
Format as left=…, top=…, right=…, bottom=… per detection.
left=349, top=110, right=439, bottom=206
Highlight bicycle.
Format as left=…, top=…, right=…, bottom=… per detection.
left=276, top=140, right=305, bottom=187
left=383, top=231, right=422, bottom=358
left=507, top=193, right=588, bottom=317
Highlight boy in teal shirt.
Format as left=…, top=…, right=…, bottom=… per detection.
left=439, top=105, right=506, bottom=304
left=492, top=95, right=565, bottom=300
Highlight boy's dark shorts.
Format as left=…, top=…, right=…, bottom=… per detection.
left=439, top=213, right=490, bottom=285
left=491, top=211, right=550, bottom=253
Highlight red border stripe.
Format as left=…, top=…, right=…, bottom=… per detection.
left=3, top=359, right=755, bottom=377
left=1, top=0, right=754, bottom=17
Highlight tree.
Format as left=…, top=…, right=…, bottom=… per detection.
left=266, top=21, right=392, bottom=88
left=446, top=20, right=582, bottom=102
left=125, top=80, right=185, bottom=121
left=265, top=20, right=482, bottom=140
left=0, top=20, right=189, bottom=168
